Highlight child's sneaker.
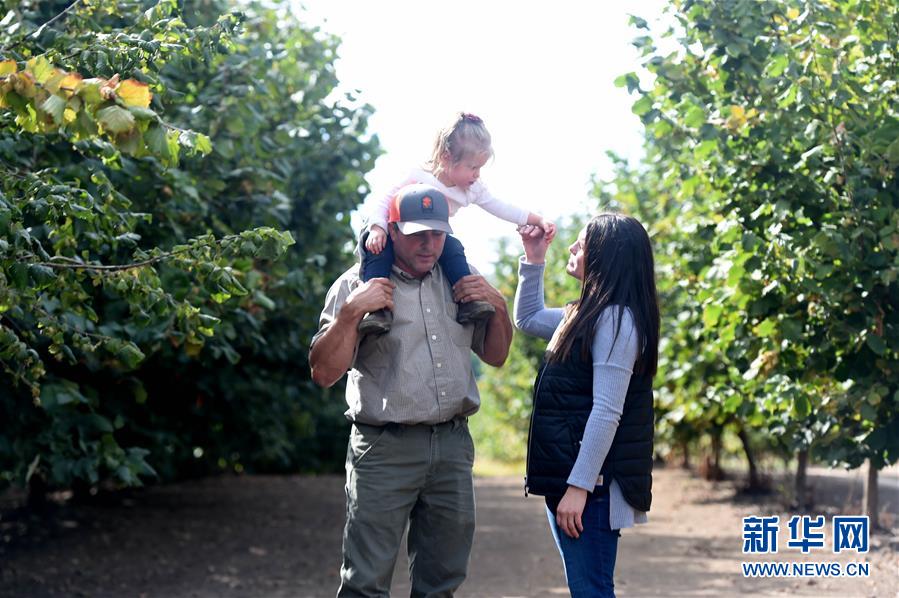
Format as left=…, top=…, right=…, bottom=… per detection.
left=456, top=300, right=495, bottom=325
left=358, top=309, right=392, bottom=336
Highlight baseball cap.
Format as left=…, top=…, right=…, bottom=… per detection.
left=387, top=183, right=454, bottom=235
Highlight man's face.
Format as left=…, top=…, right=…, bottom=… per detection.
left=389, top=225, right=447, bottom=278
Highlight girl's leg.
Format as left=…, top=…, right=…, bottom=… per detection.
left=359, top=230, right=395, bottom=281
left=439, top=235, right=495, bottom=324
left=545, top=490, right=620, bottom=598
left=357, top=230, right=394, bottom=334
left=438, top=234, right=472, bottom=286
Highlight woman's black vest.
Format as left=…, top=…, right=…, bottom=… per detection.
left=525, top=333, right=654, bottom=512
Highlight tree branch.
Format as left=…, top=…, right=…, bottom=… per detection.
left=0, top=0, right=84, bottom=55
left=22, top=249, right=185, bottom=272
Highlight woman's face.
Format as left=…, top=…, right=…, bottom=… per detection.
left=566, top=227, right=587, bottom=281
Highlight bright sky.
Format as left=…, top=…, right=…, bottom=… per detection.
left=292, top=0, right=666, bottom=273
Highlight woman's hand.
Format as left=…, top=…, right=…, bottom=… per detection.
left=556, top=485, right=588, bottom=539
left=517, top=224, right=551, bottom=264
left=365, top=225, right=388, bottom=254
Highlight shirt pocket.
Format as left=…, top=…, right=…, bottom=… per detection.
left=355, top=334, right=392, bottom=376
left=448, top=320, right=474, bottom=348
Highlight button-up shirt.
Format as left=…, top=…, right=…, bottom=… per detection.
left=311, top=263, right=486, bottom=425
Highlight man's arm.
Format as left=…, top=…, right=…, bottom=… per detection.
left=309, top=278, right=395, bottom=387
left=452, top=275, right=513, bottom=367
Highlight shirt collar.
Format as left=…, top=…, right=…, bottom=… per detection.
left=391, top=263, right=436, bottom=282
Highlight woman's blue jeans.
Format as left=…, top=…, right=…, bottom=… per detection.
left=545, top=488, right=621, bottom=598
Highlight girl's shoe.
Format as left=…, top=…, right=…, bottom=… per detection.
left=456, top=300, right=495, bottom=324
left=358, top=309, right=392, bottom=336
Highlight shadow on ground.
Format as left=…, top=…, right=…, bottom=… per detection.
left=1, top=468, right=896, bottom=597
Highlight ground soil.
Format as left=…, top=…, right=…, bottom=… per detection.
left=1, top=466, right=897, bottom=597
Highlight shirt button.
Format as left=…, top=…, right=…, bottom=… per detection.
left=426, top=308, right=431, bottom=313
left=431, top=334, right=437, bottom=340
left=441, top=391, right=446, bottom=396
left=437, top=363, right=442, bottom=368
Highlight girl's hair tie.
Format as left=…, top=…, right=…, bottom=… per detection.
left=461, top=112, right=483, bottom=124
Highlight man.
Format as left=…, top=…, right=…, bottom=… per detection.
left=309, top=183, right=513, bottom=597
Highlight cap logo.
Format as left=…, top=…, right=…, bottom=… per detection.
left=421, top=195, right=433, bottom=212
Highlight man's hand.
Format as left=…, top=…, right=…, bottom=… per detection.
left=364, top=225, right=388, bottom=254
left=517, top=224, right=552, bottom=264
left=556, top=485, right=588, bottom=539
left=345, top=277, right=395, bottom=318
left=309, top=277, right=395, bottom=388
left=452, top=275, right=512, bottom=367
left=452, top=274, right=505, bottom=310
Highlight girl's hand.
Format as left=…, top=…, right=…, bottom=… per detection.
left=556, top=485, right=588, bottom=539
left=365, top=225, right=388, bottom=254
left=540, top=219, right=557, bottom=242
left=517, top=224, right=551, bottom=264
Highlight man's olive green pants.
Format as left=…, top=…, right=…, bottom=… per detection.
left=337, top=418, right=476, bottom=598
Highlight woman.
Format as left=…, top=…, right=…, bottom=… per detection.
left=514, top=214, right=660, bottom=597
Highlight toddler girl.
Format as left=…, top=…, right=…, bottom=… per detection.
left=359, top=112, right=555, bottom=334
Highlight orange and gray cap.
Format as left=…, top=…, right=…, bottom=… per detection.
left=387, top=183, right=453, bottom=235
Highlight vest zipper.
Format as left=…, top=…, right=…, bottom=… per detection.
left=524, top=362, right=548, bottom=497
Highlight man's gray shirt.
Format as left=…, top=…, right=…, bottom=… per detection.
left=311, top=263, right=486, bottom=426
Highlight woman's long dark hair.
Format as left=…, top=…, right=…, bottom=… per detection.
left=548, top=213, right=660, bottom=377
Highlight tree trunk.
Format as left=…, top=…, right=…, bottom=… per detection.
left=737, top=427, right=761, bottom=491
left=700, top=430, right=725, bottom=481
left=795, top=449, right=809, bottom=511
left=864, top=459, right=879, bottom=529
left=27, top=474, right=48, bottom=508
left=681, top=440, right=691, bottom=469
left=712, top=432, right=722, bottom=473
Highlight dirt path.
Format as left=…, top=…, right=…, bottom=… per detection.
left=1, top=468, right=896, bottom=597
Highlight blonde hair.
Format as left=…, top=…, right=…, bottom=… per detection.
left=427, top=112, right=493, bottom=178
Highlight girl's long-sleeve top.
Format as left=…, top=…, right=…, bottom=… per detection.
left=514, top=257, right=648, bottom=530
left=364, top=168, right=530, bottom=232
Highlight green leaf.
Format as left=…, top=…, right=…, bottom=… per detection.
left=83, top=413, right=114, bottom=433
left=126, top=106, right=159, bottom=121
left=684, top=105, right=705, bottom=128
left=26, top=56, right=54, bottom=84
left=632, top=96, right=653, bottom=116
left=28, top=264, right=56, bottom=286
left=9, top=263, right=28, bottom=289
left=628, top=14, right=649, bottom=29
left=755, top=319, right=777, bottom=337
left=40, top=94, right=66, bottom=125
left=145, top=125, right=170, bottom=159
left=96, top=105, right=135, bottom=134
left=702, top=303, right=723, bottom=328
left=694, top=139, right=717, bottom=160
left=781, top=319, right=802, bottom=341
left=118, top=342, right=145, bottom=369
left=887, top=137, right=899, bottom=165
left=860, top=403, right=877, bottom=422
left=211, top=291, right=232, bottom=303
left=75, top=108, right=99, bottom=136
left=78, top=81, right=103, bottom=105
left=195, top=133, right=212, bottom=154
left=257, top=236, right=281, bottom=260
left=765, top=54, right=790, bottom=78
left=792, top=395, right=811, bottom=418
left=40, top=381, right=87, bottom=409
left=866, top=335, right=886, bottom=356
left=723, top=394, right=743, bottom=413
